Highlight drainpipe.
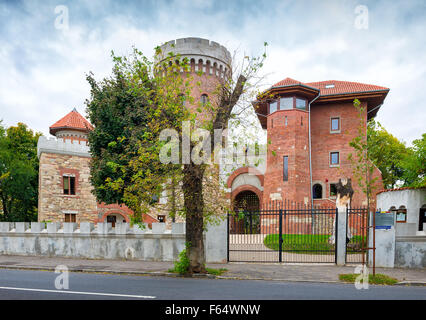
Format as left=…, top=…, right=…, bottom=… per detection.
left=309, top=92, right=321, bottom=207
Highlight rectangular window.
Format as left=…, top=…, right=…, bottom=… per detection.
left=64, top=213, right=76, bottom=223
left=329, top=183, right=337, bottom=198
left=280, top=97, right=293, bottom=110
left=283, top=156, right=288, bottom=181
left=158, top=215, right=166, bottom=223
left=63, top=176, right=76, bottom=195
left=330, top=152, right=340, bottom=166
left=269, top=101, right=278, bottom=114
left=331, top=117, right=340, bottom=132
left=295, top=98, right=306, bottom=110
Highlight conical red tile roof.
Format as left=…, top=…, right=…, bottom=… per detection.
left=49, top=108, right=93, bottom=136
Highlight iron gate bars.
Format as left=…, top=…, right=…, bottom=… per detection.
left=346, top=207, right=369, bottom=264
left=227, top=200, right=338, bottom=263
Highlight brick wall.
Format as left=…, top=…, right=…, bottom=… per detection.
left=260, top=100, right=383, bottom=208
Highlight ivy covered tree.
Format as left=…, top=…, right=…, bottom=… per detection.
left=0, top=122, right=41, bottom=221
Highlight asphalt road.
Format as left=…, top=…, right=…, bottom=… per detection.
left=0, top=268, right=424, bottom=300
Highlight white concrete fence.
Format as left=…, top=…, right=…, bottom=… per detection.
left=0, top=221, right=227, bottom=263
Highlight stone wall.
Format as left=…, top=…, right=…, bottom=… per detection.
left=38, top=148, right=98, bottom=223
left=395, top=236, right=426, bottom=268
left=0, top=221, right=226, bottom=263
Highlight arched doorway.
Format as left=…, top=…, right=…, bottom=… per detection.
left=233, top=190, right=260, bottom=211
left=231, top=190, right=260, bottom=234
left=101, top=212, right=128, bottom=227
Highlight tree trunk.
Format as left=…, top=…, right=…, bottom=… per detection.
left=182, top=163, right=206, bottom=274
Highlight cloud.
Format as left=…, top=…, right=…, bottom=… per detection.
left=0, top=0, right=425, bottom=145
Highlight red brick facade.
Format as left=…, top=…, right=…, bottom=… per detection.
left=228, top=77, right=389, bottom=209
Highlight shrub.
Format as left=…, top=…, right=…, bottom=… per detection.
left=172, top=245, right=190, bottom=275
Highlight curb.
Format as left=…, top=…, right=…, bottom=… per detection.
left=0, top=264, right=340, bottom=283
left=394, top=281, right=426, bottom=287
left=1, top=265, right=424, bottom=285
left=0, top=265, right=216, bottom=279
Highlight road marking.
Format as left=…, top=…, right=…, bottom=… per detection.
left=0, top=286, right=156, bottom=299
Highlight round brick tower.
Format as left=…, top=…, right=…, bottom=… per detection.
left=155, top=37, right=231, bottom=116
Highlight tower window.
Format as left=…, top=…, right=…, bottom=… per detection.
left=280, top=97, right=293, bottom=110
left=200, top=94, right=208, bottom=106
left=283, top=156, right=288, bottom=181
left=330, top=152, right=340, bottom=166
left=312, top=184, right=323, bottom=199
left=63, top=176, right=76, bottom=195
left=331, top=117, right=340, bottom=132
left=295, top=98, right=307, bottom=110
left=269, top=101, right=278, bottom=113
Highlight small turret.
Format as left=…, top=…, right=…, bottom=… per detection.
left=49, top=108, right=93, bottom=144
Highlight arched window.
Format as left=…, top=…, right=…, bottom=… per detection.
left=396, top=205, right=407, bottom=223
left=200, top=94, right=209, bottom=106
left=313, top=184, right=323, bottom=199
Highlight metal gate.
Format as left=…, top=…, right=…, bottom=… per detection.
left=346, top=207, right=369, bottom=264
left=227, top=200, right=338, bottom=263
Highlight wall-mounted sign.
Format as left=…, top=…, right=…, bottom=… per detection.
left=396, top=211, right=407, bottom=222
left=375, top=211, right=395, bottom=229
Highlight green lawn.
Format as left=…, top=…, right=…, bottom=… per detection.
left=264, top=234, right=334, bottom=253
left=263, top=234, right=367, bottom=254
left=339, top=273, right=398, bottom=285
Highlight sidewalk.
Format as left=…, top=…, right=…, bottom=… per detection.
left=0, top=255, right=425, bottom=285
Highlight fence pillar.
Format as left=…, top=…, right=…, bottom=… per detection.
left=336, top=205, right=347, bottom=265
left=279, top=209, right=283, bottom=263
left=205, top=219, right=227, bottom=263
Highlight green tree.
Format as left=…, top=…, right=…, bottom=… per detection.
left=367, top=119, right=408, bottom=189
left=86, top=45, right=266, bottom=273
left=400, top=133, right=426, bottom=187
left=0, top=122, right=41, bottom=221
left=348, top=99, right=382, bottom=209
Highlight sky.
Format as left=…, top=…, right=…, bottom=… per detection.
left=0, top=0, right=425, bottom=145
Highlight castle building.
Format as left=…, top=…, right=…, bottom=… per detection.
left=37, top=108, right=157, bottom=226
left=37, top=37, right=389, bottom=225
left=37, top=38, right=232, bottom=226
left=227, top=77, right=389, bottom=210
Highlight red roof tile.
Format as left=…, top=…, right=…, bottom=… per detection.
left=50, top=108, right=93, bottom=135
left=272, top=77, right=304, bottom=87
left=272, top=78, right=389, bottom=96
left=305, top=80, right=389, bottom=96
left=376, top=186, right=425, bottom=195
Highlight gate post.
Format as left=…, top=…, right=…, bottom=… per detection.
left=279, top=209, right=283, bottom=263
left=336, top=205, right=347, bottom=266
left=227, top=213, right=229, bottom=262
